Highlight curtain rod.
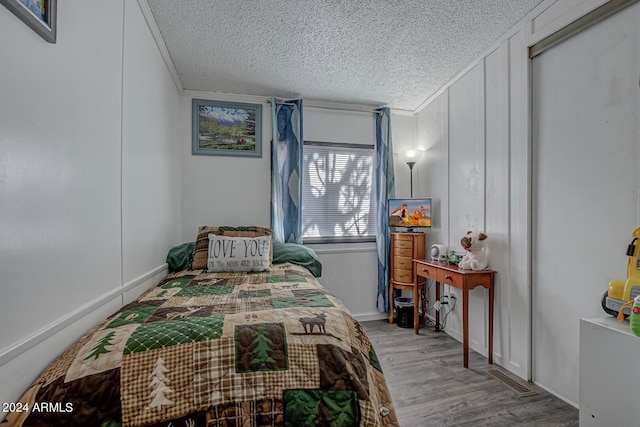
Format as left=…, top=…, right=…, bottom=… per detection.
left=266, top=99, right=383, bottom=115
left=307, top=104, right=383, bottom=115
left=267, top=100, right=297, bottom=108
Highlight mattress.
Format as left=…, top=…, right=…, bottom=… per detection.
left=3, top=262, right=398, bottom=426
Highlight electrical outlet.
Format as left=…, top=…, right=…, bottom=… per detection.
left=448, top=294, right=456, bottom=312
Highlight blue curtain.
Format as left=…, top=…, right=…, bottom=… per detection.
left=375, top=108, right=396, bottom=312
left=271, top=97, right=303, bottom=243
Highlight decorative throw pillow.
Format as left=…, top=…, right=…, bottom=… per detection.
left=272, top=242, right=323, bottom=278
left=207, top=234, right=271, bottom=272
left=192, top=225, right=273, bottom=270
left=166, top=242, right=195, bottom=272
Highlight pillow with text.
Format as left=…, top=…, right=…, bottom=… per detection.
left=207, top=234, right=271, bottom=273
left=192, top=225, right=273, bottom=270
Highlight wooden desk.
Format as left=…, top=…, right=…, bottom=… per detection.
left=413, top=259, right=495, bottom=368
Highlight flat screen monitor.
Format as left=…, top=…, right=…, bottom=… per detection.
left=388, top=198, right=432, bottom=229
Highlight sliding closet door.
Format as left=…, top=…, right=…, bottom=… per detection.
left=531, top=2, right=640, bottom=404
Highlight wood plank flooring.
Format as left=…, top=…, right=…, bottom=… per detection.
left=362, top=320, right=579, bottom=427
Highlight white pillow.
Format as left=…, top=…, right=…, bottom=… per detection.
left=207, top=234, right=271, bottom=272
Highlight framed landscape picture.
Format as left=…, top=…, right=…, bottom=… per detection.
left=0, top=0, right=56, bottom=43
left=192, top=99, right=263, bottom=158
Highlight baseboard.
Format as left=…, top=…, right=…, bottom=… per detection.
left=0, top=264, right=167, bottom=367
left=123, top=264, right=169, bottom=305
left=534, top=380, right=579, bottom=409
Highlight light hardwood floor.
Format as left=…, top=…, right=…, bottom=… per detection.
left=362, top=320, right=579, bottom=427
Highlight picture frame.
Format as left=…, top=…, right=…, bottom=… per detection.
left=0, top=0, right=56, bottom=43
left=192, top=99, right=263, bottom=158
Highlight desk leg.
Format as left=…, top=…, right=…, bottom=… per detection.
left=488, top=285, right=494, bottom=364
left=413, top=284, right=419, bottom=334
left=421, top=283, right=426, bottom=327
left=463, top=287, right=469, bottom=368
left=435, top=282, right=441, bottom=332
left=388, top=285, right=394, bottom=324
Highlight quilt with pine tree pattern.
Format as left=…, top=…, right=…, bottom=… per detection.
left=2, top=263, right=398, bottom=427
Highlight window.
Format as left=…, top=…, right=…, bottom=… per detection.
left=302, top=141, right=376, bottom=243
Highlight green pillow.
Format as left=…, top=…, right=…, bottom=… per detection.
left=166, top=242, right=195, bottom=272
left=272, top=242, right=322, bottom=277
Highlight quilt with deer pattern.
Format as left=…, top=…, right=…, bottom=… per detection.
left=3, top=263, right=398, bottom=427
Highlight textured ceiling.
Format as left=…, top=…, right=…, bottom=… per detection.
left=147, top=0, right=544, bottom=111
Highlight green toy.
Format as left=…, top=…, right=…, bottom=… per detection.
left=616, top=295, right=640, bottom=337
left=631, top=296, right=640, bottom=337
left=446, top=251, right=462, bottom=265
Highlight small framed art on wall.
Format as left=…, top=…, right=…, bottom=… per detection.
left=192, top=99, right=263, bottom=158
left=1, top=0, right=56, bottom=43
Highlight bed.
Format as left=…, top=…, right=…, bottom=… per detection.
left=3, top=226, right=398, bottom=427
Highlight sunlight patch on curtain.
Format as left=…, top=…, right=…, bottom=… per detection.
left=271, top=97, right=303, bottom=243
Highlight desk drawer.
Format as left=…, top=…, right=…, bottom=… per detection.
left=393, top=269, right=413, bottom=283
left=414, top=263, right=437, bottom=280
left=437, top=269, right=463, bottom=287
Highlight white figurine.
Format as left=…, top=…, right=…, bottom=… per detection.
left=458, top=231, right=489, bottom=271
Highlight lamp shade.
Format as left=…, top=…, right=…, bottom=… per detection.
left=399, top=149, right=424, bottom=164
left=398, top=149, right=424, bottom=198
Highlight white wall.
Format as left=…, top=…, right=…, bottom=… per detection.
left=415, top=30, right=531, bottom=380
left=413, top=0, right=637, bottom=406
left=0, top=0, right=181, bottom=408
left=446, top=62, right=492, bottom=345
left=532, top=1, right=640, bottom=405
left=416, top=93, right=449, bottom=250
left=122, top=0, right=182, bottom=290
left=179, top=92, right=272, bottom=241
left=392, top=113, right=419, bottom=200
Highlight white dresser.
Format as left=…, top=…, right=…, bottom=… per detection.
left=579, top=317, right=640, bottom=426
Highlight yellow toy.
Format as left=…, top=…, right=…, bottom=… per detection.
left=603, top=227, right=640, bottom=317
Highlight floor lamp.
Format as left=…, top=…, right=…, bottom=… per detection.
left=406, top=161, right=416, bottom=198
left=401, top=149, right=423, bottom=198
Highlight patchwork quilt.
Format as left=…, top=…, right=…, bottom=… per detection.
left=3, top=263, right=398, bottom=427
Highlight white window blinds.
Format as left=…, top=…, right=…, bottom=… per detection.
left=302, top=141, right=376, bottom=243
